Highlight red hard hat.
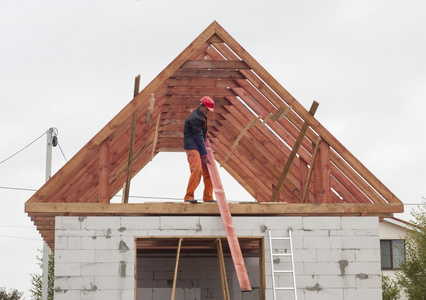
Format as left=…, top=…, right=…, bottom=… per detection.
left=200, top=96, right=215, bottom=111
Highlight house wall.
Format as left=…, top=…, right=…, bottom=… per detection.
left=54, top=216, right=382, bottom=300
left=379, top=220, right=408, bottom=300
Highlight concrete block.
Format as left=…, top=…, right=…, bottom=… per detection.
left=54, top=289, right=81, bottom=300
left=316, top=249, right=356, bottom=262
left=341, top=236, right=379, bottom=249
left=54, top=276, right=95, bottom=290
left=303, top=217, right=341, bottom=230
left=55, top=249, right=95, bottom=263
left=343, top=288, right=381, bottom=300
left=329, top=229, right=353, bottom=236
left=55, top=262, right=81, bottom=277
left=81, top=262, right=134, bottom=277
left=59, top=217, right=82, bottom=230
left=303, top=236, right=341, bottom=249
left=263, top=217, right=303, bottom=230
left=292, top=229, right=329, bottom=236
left=232, top=216, right=265, bottom=231
left=94, top=249, right=134, bottom=263
left=160, top=216, right=200, bottom=230
left=294, top=249, right=316, bottom=262
left=84, top=216, right=121, bottom=230
left=304, top=262, right=342, bottom=276
left=137, top=288, right=152, bottom=300
left=121, top=217, right=161, bottom=230
left=81, top=236, right=134, bottom=251
left=55, top=216, right=62, bottom=230
left=341, top=217, right=378, bottom=230
left=94, top=275, right=134, bottom=290
left=355, top=274, right=381, bottom=288
left=67, top=237, right=82, bottom=249
left=305, top=288, right=344, bottom=300
left=345, top=261, right=381, bottom=276
left=55, top=236, right=67, bottom=250
left=198, top=216, right=225, bottom=230
left=57, top=229, right=96, bottom=237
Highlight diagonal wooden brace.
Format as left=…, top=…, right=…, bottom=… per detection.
left=269, top=101, right=319, bottom=202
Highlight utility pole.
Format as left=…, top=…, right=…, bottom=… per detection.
left=42, top=128, right=54, bottom=300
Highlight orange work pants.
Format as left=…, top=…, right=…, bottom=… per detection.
left=184, top=150, right=213, bottom=202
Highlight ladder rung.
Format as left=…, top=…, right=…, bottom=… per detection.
left=276, top=287, right=296, bottom=290
left=272, top=253, right=291, bottom=256
left=271, top=237, right=290, bottom=240
left=274, top=270, right=293, bottom=273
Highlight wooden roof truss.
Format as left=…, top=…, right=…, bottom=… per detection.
left=25, top=21, right=403, bottom=249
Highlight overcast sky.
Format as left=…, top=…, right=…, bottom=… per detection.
left=1, top=0, right=425, bottom=297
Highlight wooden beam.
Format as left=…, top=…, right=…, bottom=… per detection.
left=220, top=115, right=261, bottom=167
left=151, top=114, right=161, bottom=161
left=205, top=139, right=252, bottom=292
left=216, top=238, right=230, bottom=300
left=171, top=238, right=183, bottom=300
left=25, top=202, right=404, bottom=217
left=99, top=138, right=110, bottom=203
left=302, top=136, right=321, bottom=203
left=122, top=110, right=137, bottom=204
left=269, top=101, right=319, bottom=202
left=180, top=60, right=250, bottom=69
left=171, top=69, right=245, bottom=79
left=134, top=74, right=140, bottom=97
left=320, top=140, right=331, bottom=203
left=145, top=93, right=155, bottom=127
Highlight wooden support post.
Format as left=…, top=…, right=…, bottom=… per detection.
left=216, top=238, right=230, bottom=300
left=122, top=110, right=137, bottom=204
left=259, top=238, right=266, bottom=300
left=302, top=136, right=321, bottom=203
left=220, top=115, right=261, bottom=167
left=151, top=113, right=161, bottom=161
left=269, top=101, right=319, bottom=202
left=171, top=238, right=183, bottom=300
left=313, top=143, right=322, bottom=203
left=320, top=140, right=331, bottom=203
left=205, top=139, right=252, bottom=292
left=121, top=75, right=140, bottom=203
left=146, top=93, right=155, bottom=127
left=299, top=158, right=308, bottom=203
left=134, top=74, right=140, bottom=97
left=99, top=138, right=110, bottom=203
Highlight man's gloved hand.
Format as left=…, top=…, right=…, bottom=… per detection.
left=206, top=131, right=211, bottom=139
left=201, top=155, right=211, bottom=165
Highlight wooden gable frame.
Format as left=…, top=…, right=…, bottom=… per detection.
left=25, top=21, right=403, bottom=248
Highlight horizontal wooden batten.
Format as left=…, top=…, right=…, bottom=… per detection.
left=171, top=69, right=245, bottom=79
left=180, top=60, right=250, bottom=69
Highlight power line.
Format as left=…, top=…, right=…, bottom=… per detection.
left=0, top=186, right=37, bottom=192
left=0, top=186, right=424, bottom=205
left=57, top=141, right=68, bottom=162
left=0, top=234, right=40, bottom=241
left=0, top=130, right=47, bottom=166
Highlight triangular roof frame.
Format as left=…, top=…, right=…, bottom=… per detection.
left=25, top=21, right=403, bottom=248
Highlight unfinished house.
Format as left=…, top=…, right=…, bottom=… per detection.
left=25, top=21, right=403, bottom=300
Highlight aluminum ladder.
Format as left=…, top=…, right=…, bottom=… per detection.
left=268, top=229, right=298, bottom=300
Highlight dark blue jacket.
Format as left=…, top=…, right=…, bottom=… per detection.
left=184, top=107, right=207, bottom=156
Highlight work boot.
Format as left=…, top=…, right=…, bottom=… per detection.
left=187, top=199, right=198, bottom=204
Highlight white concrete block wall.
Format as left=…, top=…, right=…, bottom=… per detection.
left=55, top=216, right=381, bottom=300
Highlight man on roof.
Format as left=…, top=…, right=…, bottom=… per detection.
left=183, top=96, right=215, bottom=204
